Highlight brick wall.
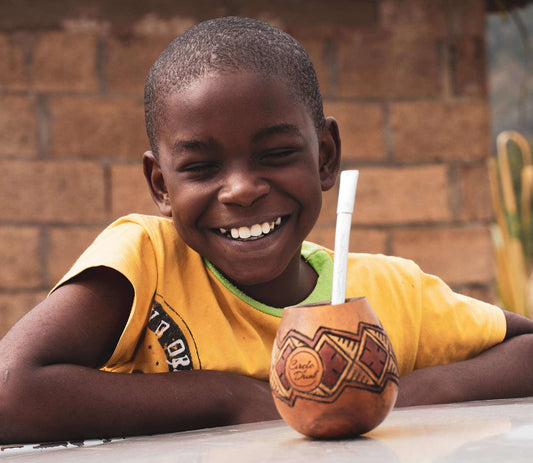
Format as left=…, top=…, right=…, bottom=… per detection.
left=0, top=0, right=495, bottom=338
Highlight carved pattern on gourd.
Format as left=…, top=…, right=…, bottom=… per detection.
left=270, top=322, right=399, bottom=407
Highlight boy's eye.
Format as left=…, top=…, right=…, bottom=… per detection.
left=178, top=162, right=220, bottom=178
left=260, top=149, right=298, bottom=164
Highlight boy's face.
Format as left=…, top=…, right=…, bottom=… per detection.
left=145, top=71, right=339, bottom=288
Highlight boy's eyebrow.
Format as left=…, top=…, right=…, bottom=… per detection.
left=251, top=123, right=303, bottom=143
left=171, top=137, right=220, bottom=154
left=171, top=124, right=303, bottom=154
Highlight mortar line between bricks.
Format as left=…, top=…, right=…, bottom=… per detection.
left=447, top=164, right=462, bottom=221
left=97, top=36, right=108, bottom=94
left=321, top=95, right=486, bottom=104
left=438, top=40, right=453, bottom=101
left=382, top=101, right=393, bottom=162
left=103, top=163, right=113, bottom=219
left=0, top=89, right=143, bottom=101
left=384, top=230, right=394, bottom=256
left=323, top=38, right=338, bottom=97
left=0, top=288, right=50, bottom=295
left=333, top=160, right=492, bottom=169
left=302, top=221, right=493, bottom=231
left=0, top=157, right=142, bottom=166
left=39, top=225, right=49, bottom=290
left=36, top=93, right=49, bottom=159
left=12, top=90, right=145, bottom=101
left=0, top=221, right=112, bottom=228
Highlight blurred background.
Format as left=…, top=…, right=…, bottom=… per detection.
left=0, top=0, right=532, bottom=337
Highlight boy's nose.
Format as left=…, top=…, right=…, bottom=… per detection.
left=217, top=171, right=270, bottom=207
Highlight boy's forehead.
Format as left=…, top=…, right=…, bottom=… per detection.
left=163, top=70, right=297, bottom=104
left=158, top=71, right=314, bottom=136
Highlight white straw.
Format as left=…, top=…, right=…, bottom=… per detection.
left=331, top=170, right=359, bottom=305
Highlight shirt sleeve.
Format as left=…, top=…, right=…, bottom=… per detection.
left=414, top=270, right=507, bottom=370
left=50, top=216, right=158, bottom=365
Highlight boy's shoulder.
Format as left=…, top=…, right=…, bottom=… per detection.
left=346, top=251, right=423, bottom=286
left=107, top=213, right=174, bottom=232
left=348, top=251, right=420, bottom=269
left=97, top=213, right=179, bottom=248
left=305, top=241, right=423, bottom=291
left=51, top=214, right=188, bottom=296
left=304, top=241, right=421, bottom=277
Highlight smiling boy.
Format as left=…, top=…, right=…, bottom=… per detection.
left=1, top=16, right=533, bottom=444
left=145, top=70, right=331, bottom=306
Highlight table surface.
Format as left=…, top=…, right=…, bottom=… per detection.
left=2, top=398, right=533, bottom=462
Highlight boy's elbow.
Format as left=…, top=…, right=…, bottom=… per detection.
left=0, top=366, right=43, bottom=445
left=0, top=368, right=21, bottom=444
left=509, top=333, right=533, bottom=388
left=488, top=333, right=533, bottom=400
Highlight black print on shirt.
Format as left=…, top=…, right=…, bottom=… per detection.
left=147, top=302, right=194, bottom=371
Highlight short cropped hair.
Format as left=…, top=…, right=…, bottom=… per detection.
left=144, top=16, right=325, bottom=156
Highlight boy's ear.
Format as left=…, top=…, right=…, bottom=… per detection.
left=143, top=150, right=172, bottom=217
left=318, top=116, right=341, bottom=191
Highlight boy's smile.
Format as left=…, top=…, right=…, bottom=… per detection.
left=217, top=215, right=282, bottom=240
left=144, top=71, right=340, bottom=306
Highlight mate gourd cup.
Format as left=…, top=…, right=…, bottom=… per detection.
left=270, top=297, right=399, bottom=439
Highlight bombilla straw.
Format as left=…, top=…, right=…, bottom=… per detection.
left=331, top=170, right=359, bottom=305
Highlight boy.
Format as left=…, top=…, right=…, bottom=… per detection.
left=1, top=16, right=533, bottom=444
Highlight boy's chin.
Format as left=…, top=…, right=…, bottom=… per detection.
left=228, top=270, right=281, bottom=288
left=219, top=263, right=286, bottom=290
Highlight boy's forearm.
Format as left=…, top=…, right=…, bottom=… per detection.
left=0, top=365, right=279, bottom=444
left=396, top=334, right=533, bottom=407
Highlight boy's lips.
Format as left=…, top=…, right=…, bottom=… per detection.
left=214, top=216, right=286, bottom=241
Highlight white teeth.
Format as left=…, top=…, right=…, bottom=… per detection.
left=238, top=227, right=251, bottom=239
left=223, top=217, right=282, bottom=240
left=250, top=224, right=262, bottom=236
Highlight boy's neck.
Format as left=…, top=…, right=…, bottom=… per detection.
left=232, top=254, right=318, bottom=309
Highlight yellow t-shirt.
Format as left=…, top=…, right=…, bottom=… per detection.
left=53, top=214, right=506, bottom=378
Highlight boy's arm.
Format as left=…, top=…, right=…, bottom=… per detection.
left=0, top=267, right=279, bottom=444
left=396, top=310, right=533, bottom=407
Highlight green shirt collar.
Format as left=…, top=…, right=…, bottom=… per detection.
left=204, top=241, right=333, bottom=317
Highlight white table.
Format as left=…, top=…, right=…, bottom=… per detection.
left=2, top=398, right=533, bottom=462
